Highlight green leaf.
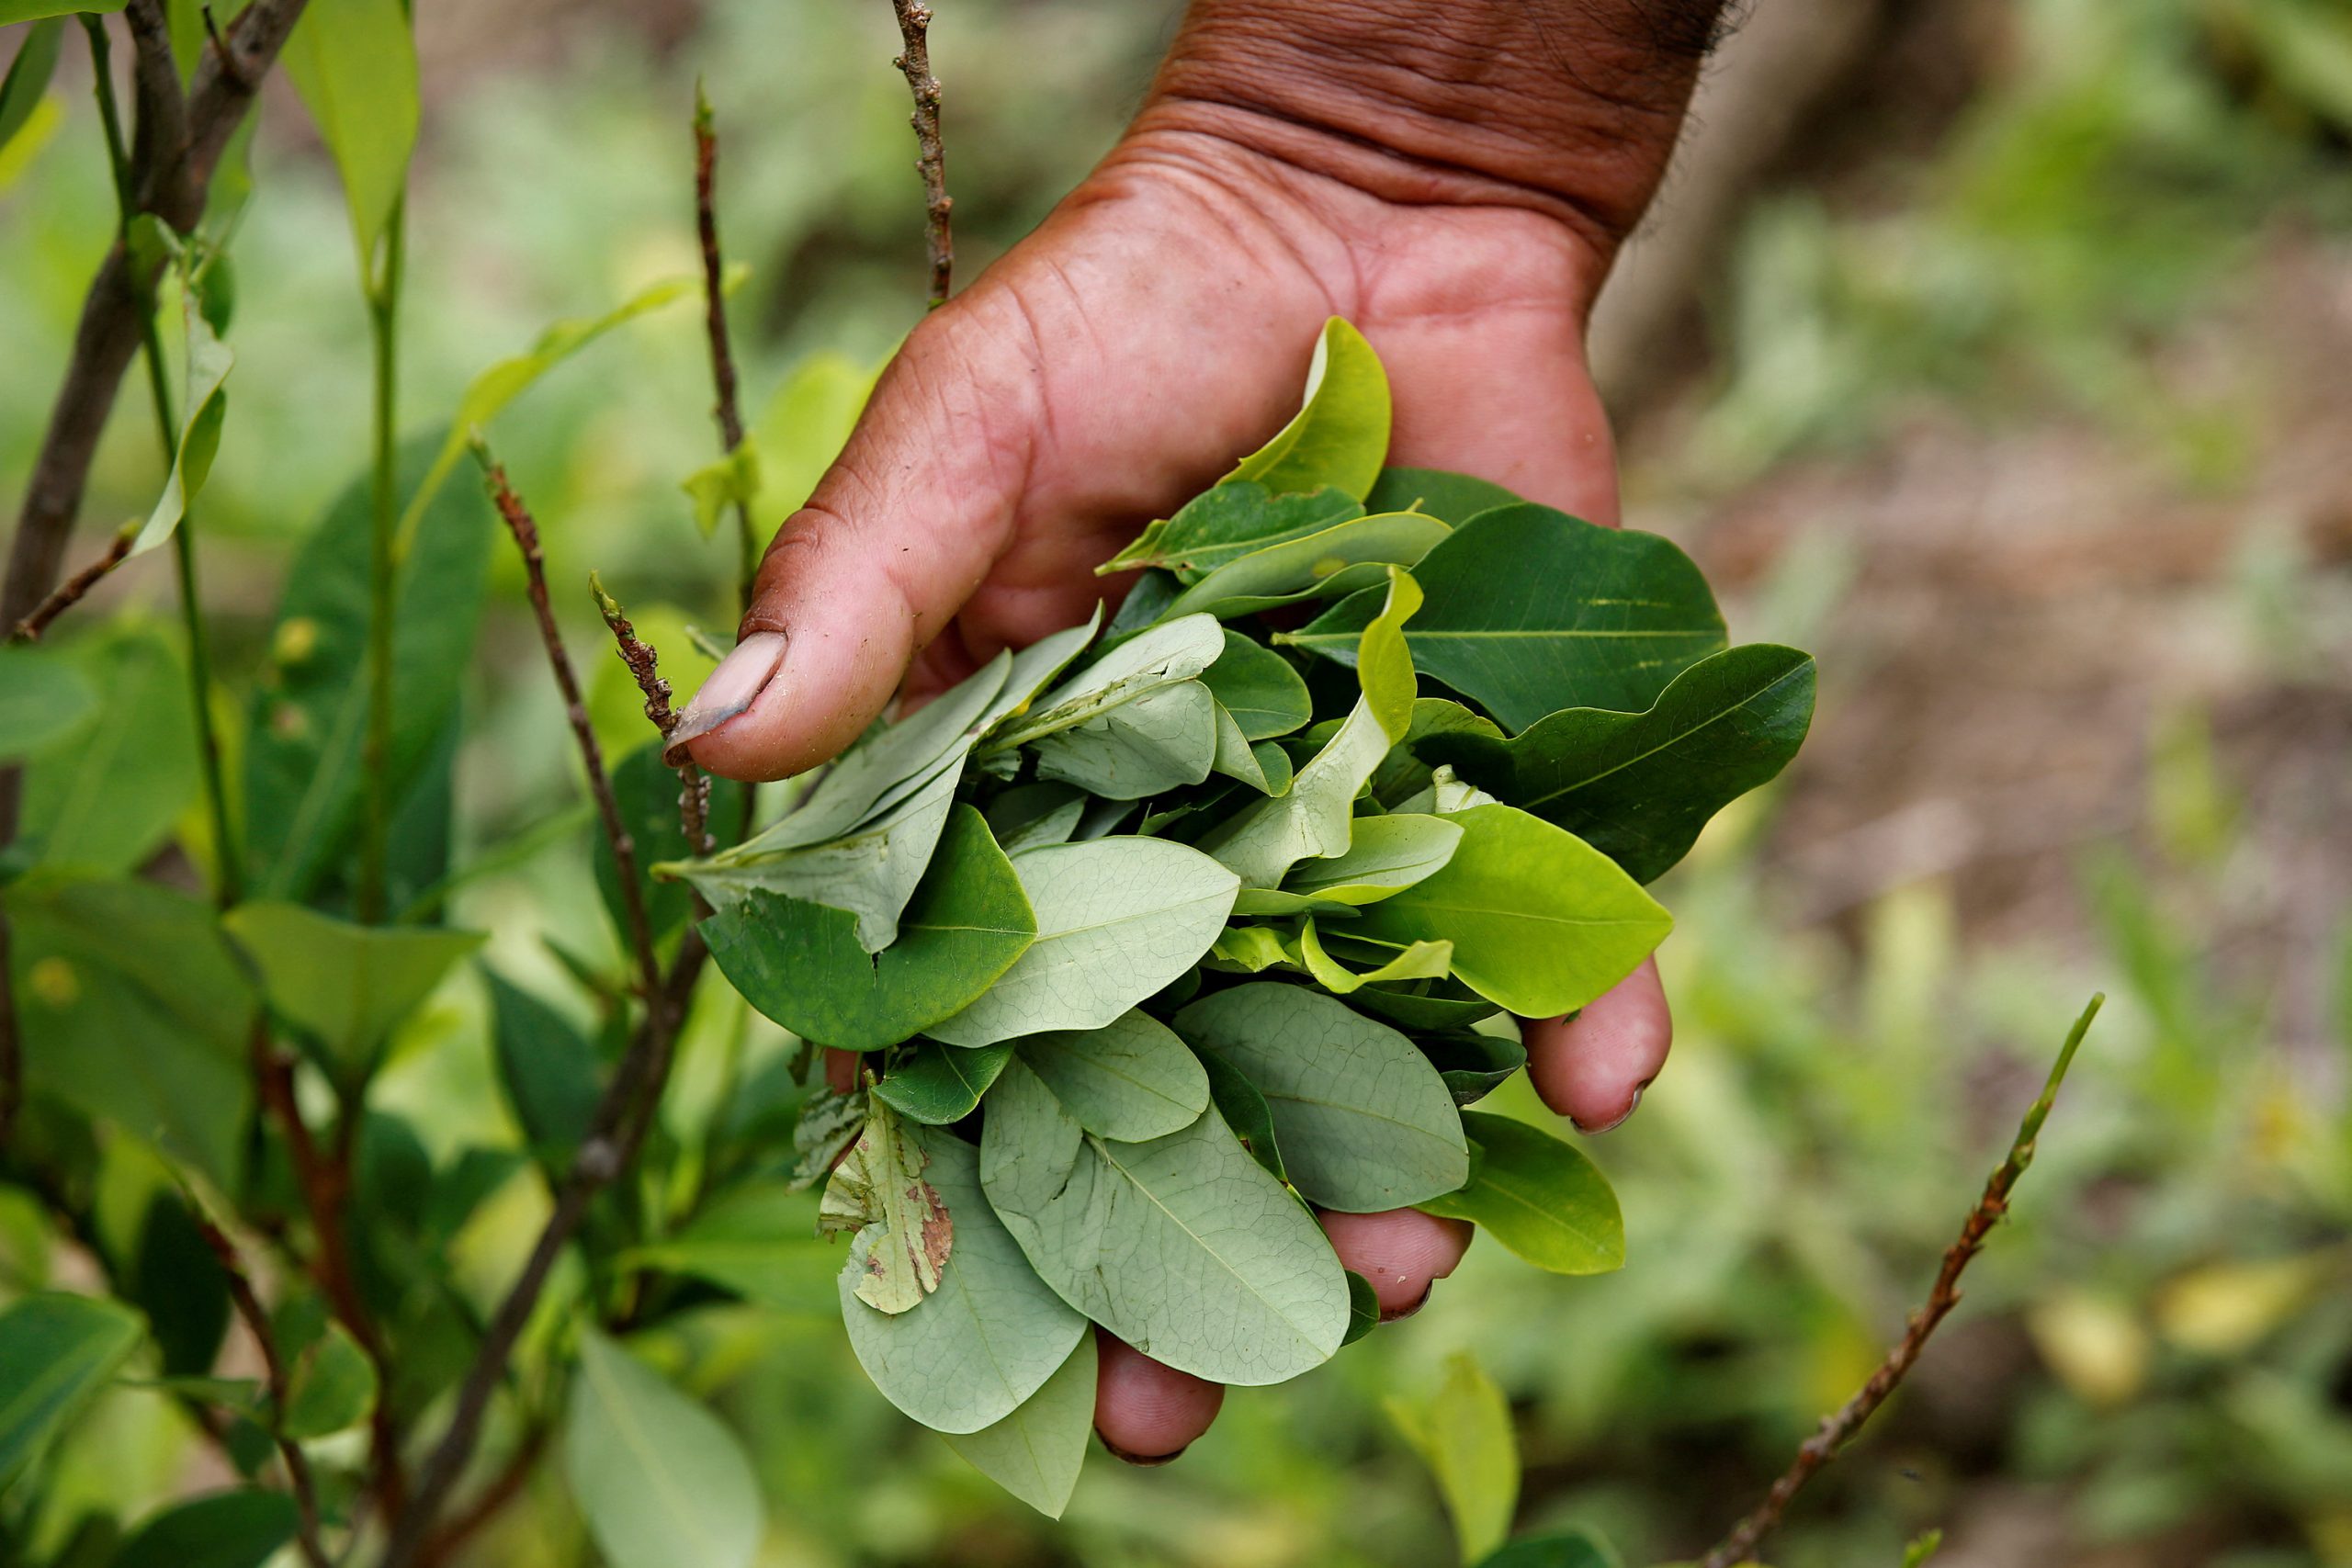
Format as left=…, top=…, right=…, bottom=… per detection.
left=1224, top=317, right=1391, bottom=501
left=7, top=875, right=254, bottom=1188
left=1285, top=505, right=1726, bottom=728
left=0, top=1292, right=143, bottom=1490
left=981, top=1060, right=1347, bottom=1385
left=1102, top=482, right=1363, bottom=581
left=820, top=1099, right=952, bottom=1314
left=1196, top=1049, right=1284, bottom=1180
left=1419, top=1111, right=1623, bottom=1274
left=1031, top=678, right=1217, bottom=799
left=400, top=276, right=710, bottom=553
left=1385, top=1350, right=1518, bottom=1566
left=487, top=975, right=602, bottom=1161
left=0, top=643, right=95, bottom=762
left=924, top=838, right=1239, bottom=1047
left=874, top=1040, right=1015, bottom=1125
left=1160, top=512, right=1449, bottom=622
left=112, top=1489, right=298, bottom=1568
left=281, top=0, right=418, bottom=267
left=1476, top=1530, right=1623, bottom=1568
left=939, top=1334, right=1095, bottom=1518
left=1282, top=812, right=1463, bottom=905
left=1015, top=1010, right=1209, bottom=1143
left=1201, top=629, right=1313, bottom=739
left=247, top=435, right=492, bottom=904
left=1350, top=979, right=1503, bottom=1032
left=1371, top=698, right=1505, bottom=810
left=1351, top=805, right=1670, bottom=1019
left=1363, top=465, right=1521, bottom=525
left=842, top=1125, right=1087, bottom=1433
left=222, top=901, right=483, bottom=1085
left=0, top=0, right=122, bottom=24
left=1207, top=923, right=1295, bottom=972
left=707, top=804, right=1036, bottom=1052
left=595, top=742, right=748, bottom=945
left=745, top=350, right=882, bottom=535
left=0, top=20, right=64, bottom=157
left=21, top=627, right=198, bottom=874
left=1422, top=1030, right=1527, bottom=1105
left=622, top=1185, right=836, bottom=1316
left=277, top=1317, right=377, bottom=1439
left=1293, top=920, right=1454, bottom=997
left=984, top=614, right=1223, bottom=752
left=133, top=293, right=232, bottom=555
left=1198, top=570, right=1420, bottom=888
left=1423, top=644, right=1816, bottom=884
left=565, top=1328, right=764, bottom=1568
left=1341, top=1270, right=1380, bottom=1346
left=682, top=442, right=761, bottom=538
left=984, top=781, right=1086, bottom=852
left=1174, top=984, right=1466, bottom=1212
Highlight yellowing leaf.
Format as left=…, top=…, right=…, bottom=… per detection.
left=1225, top=317, right=1391, bottom=501
left=820, top=1100, right=953, bottom=1314
left=1385, top=1351, right=1517, bottom=1565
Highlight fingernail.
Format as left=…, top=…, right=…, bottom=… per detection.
left=1379, top=1282, right=1435, bottom=1324
left=1572, top=1082, right=1646, bottom=1136
left=1099, top=1437, right=1190, bottom=1468
left=666, top=631, right=787, bottom=761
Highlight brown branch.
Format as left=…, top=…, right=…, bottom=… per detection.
left=592, top=573, right=712, bottom=856
left=8, top=525, right=135, bottom=644
left=1698, top=995, right=2106, bottom=1568
left=691, top=86, right=763, bottom=618
left=187, top=1195, right=334, bottom=1568
left=413, top=1421, right=550, bottom=1568
left=888, top=0, right=954, bottom=309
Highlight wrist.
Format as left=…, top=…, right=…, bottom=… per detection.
left=1135, top=0, right=1719, bottom=265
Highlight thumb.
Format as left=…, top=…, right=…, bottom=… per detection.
left=673, top=301, right=1040, bottom=782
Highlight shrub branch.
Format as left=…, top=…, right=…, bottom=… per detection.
left=592, top=573, right=713, bottom=856
left=691, top=88, right=758, bottom=608
left=1697, top=994, right=2106, bottom=1568
left=888, top=0, right=954, bottom=308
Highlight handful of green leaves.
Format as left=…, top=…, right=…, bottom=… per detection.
left=672, top=320, right=1816, bottom=1515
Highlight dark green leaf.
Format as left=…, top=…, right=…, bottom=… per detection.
left=707, top=804, right=1037, bottom=1052
left=1419, top=1111, right=1623, bottom=1275
left=126, top=1194, right=230, bottom=1377
left=1196, top=1045, right=1284, bottom=1182
left=1284, top=505, right=1726, bottom=728
left=0, top=1292, right=144, bottom=1489
left=1421, top=1031, right=1528, bottom=1105
left=1160, top=512, right=1448, bottom=622
left=1422, top=644, right=1816, bottom=883
left=488, top=975, right=602, bottom=1160
left=1201, top=629, right=1313, bottom=739
left=1341, top=1270, right=1380, bottom=1346
left=1363, top=466, right=1521, bottom=525
left=112, top=1490, right=297, bottom=1568
left=1476, top=1529, right=1623, bottom=1568
left=1349, top=978, right=1503, bottom=1032
left=874, top=1040, right=1015, bottom=1125
left=0, top=643, right=94, bottom=762
left=1101, top=481, right=1363, bottom=581
left=0, top=20, right=65, bottom=155
left=246, top=435, right=492, bottom=903
left=20, top=628, right=198, bottom=874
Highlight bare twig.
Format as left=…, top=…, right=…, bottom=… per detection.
left=690, top=86, right=759, bottom=610
left=413, top=1421, right=551, bottom=1568
left=1698, top=994, right=2106, bottom=1568
left=592, top=573, right=712, bottom=856
left=887, top=0, right=954, bottom=309
left=187, top=1195, right=334, bottom=1568
left=9, top=525, right=135, bottom=644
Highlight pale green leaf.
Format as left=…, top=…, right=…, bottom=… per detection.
left=1294, top=921, right=1454, bottom=997
left=682, top=442, right=761, bottom=538
left=980, top=1061, right=1348, bottom=1384
left=278, top=1318, right=376, bottom=1438
left=133, top=294, right=232, bottom=555
left=940, top=1334, right=1095, bottom=1518
left=1224, top=317, right=1391, bottom=501
left=1016, top=1010, right=1209, bottom=1143
left=0, top=1292, right=144, bottom=1490
left=281, top=0, right=418, bottom=266
left=985, top=782, right=1086, bottom=852
left=842, top=1126, right=1087, bottom=1433
left=22, top=628, right=198, bottom=874
left=1160, top=512, right=1448, bottom=621
left=747, top=350, right=883, bottom=533
left=1385, top=1350, right=1518, bottom=1565
left=1207, top=924, right=1294, bottom=971
left=925, top=838, right=1238, bottom=1047
left=1281, top=812, right=1463, bottom=905
left=819, top=1100, right=952, bottom=1314
left=1174, top=983, right=1465, bottom=1212
left=565, top=1328, right=764, bottom=1568
left=1031, top=678, right=1217, bottom=799
left=1351, top=804, right=1669, bottom=1018
left=222, top=901, right=483, bottom=1084
left=1419, top=1111, right=1624, bottom=1274
left=1101, top=481, right=1363, bottom=581
left=983, top=614, right=1222, bottom=752
left=1208, top=700, right=1278, bottom=793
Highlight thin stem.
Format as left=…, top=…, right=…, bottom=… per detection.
left=1698, top=995, right=2106, bottom=1568
left=887, top=0, right=954, bottom=309
left=690, top=87, right=758, bottom=615
left=187, top=1196, right=334, bottom=1568
left=87, top=9, right=242, bottom=905
left=9, top=526, right=135, bottom=644
left=591, top=573, right=712, bottom=856
left=356, top=198, right=408, bottom=923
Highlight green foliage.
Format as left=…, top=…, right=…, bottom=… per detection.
left=0, top=20, right=64, bottom=164
left=222, top=901, right=482, bottom=1087
left=281, top=0, right=418, bottom=271
left=18, top=627, right=198, bottom=874
left=0, top=1293, right=143, bottom=1490
left=132, top=294, right=232, bottom=556
left=1419, top=1112, right=1624, bottom=1275
left=1386, top=1351, right=1519, bottom=1565
left=110, top=1490, right=296, bottom=1568
left=0, top=646, right=93, bottom=764
left=565, top=1329, right=763, bottom=1568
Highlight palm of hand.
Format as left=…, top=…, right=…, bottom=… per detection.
left=690, top=125, right=1668, bottom=1461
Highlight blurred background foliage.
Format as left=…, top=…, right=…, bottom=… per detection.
left=3, top=0, right=2350, bottom=1562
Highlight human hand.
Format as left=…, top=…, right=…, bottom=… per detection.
left=682, top=0, right=1714, bottom=1464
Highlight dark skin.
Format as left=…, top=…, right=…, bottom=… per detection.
left=681, top=0, right=1726, bottom=1461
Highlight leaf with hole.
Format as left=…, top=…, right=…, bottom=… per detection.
left=820, top=1099, right=953, bottom=1314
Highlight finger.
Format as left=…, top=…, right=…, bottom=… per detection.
left=822, top=1048, right=859, bottom=1095
left=1092, top=1331, right=1223, bottom=1465
left=1319, top=1208, right=1474, bottom=1321
left=1523, top=955, right=1671, bottom=1131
